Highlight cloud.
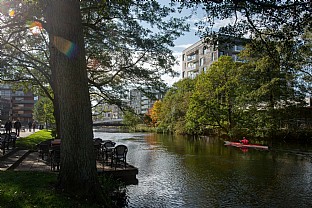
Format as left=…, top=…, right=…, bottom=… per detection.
left=190, top=12, right=245, bottom=32
left=162, top=57, right=182, bottom=86
left=162, top=70, right=181, bottom=86
left=174, top=44, right=193, bottom=49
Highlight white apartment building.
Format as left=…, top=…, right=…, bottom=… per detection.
left=129, top=89, right=164, bottom=115
left=182, top=38, right=245, bottom=79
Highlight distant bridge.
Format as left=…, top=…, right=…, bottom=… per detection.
left=93, top=119, right=124, bottom=126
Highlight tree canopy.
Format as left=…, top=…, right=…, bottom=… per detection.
left=0, top=0, right=189, bottom=111
left=0, top=0, right=189, bottom=202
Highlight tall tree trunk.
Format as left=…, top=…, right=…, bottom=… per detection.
left=44, top=0, right=103, bottom=201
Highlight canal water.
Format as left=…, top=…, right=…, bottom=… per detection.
left=94, top=131, right=312, bottom=208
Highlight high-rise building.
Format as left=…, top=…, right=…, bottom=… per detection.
left=129, top=89, right=164, bottom=115
left=0, top=98, right=10, bottom=124
left=181, top=38, right=245, bottom=79
left=0, top=84, right=35, bottom=126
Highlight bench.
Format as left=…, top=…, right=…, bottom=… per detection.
left=0, top=133, right=17, bottom=155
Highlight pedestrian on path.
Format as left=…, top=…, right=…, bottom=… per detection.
left=32, top=121, right=36, bottom=132
left=14, top=119, right=22, bottom=137
left=5, top=120, right=12, bottom=134
left=28, top=121, right=32, bottom=132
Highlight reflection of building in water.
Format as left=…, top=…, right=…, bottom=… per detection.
left=0, top=84, right=35, bottom=126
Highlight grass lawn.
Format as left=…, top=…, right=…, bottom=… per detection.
left=16, top=129, right=53, bottom=150
left=0, top=171, right=120, bottom=207
left=2, top=130, right=126, bottom=207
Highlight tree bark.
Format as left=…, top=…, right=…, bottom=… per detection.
left=44, top=0, right=103, bottom=201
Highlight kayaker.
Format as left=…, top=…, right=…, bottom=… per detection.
left=240, top=137, right=249, bottom=145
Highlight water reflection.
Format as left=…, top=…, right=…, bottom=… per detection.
left=94, top=132, right=312, bottom=208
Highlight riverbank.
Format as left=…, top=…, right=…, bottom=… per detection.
left=0, top=130, right=130, bottom=207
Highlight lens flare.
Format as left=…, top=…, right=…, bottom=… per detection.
left=53, top=36, right=78, bottom=59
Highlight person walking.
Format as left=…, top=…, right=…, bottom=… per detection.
left=14, top=119, right=22, bottom=137
left=28, top=121, right=32, bottom=132
left=32, top=121, right=36, bottom=132
left=4, top=120, right=12, bottom=134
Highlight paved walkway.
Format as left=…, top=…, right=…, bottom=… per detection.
left=15, top=129, right=51, bottom=171
left=1, top=130, right=138, bottom=181
left=18, top=129, right=39, bottom=138
left=14, top=151, right=52, bottom=172
left=0, top=129, right=49, bottom=172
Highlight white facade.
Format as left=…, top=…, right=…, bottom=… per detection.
left=129, top=89, right=164, bottom=115
left=182, top=39, right=245, bottom=79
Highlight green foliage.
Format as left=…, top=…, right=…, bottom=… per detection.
left=158, top=48, right=309, bottom=139
left=81, top=0, right=190, bottom=108
left=158, top=78, right=196, bottom=134
left=186, top=56, right=243, bottom=135
left=176, top=1, right=311, bottom=53
left=122, top=111, right=142, bottom=129
left=0, top=171, right=125, bottom=208
left=0, top=172, right=72, bottom=208
left=33, top=97, right=55, bottom=127
left=238, top=41, right=307, bottom=137
left=0, top=1, right=189, bottom=115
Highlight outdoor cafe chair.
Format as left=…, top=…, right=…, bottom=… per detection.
left=111, top=144, right=128, bottom=170
left=103, top=141, right=116, bottom=162
left=9, top=132, right=17, bottom=148
left=94, top=138, right=103, bottom=143
left=94, top=138, right=103, bottom=160
left=37, top=140, right=51, bottom=160
left=0, top=133, right=10, bottom=155
left=50, top=145, right=61, bottom=171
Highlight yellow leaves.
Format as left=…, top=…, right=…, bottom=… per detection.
left=150, top=100, right=162, bottom=127
left=9, top=9, right=15, bottom=17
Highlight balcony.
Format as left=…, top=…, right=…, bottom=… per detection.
left=12, top=107, right=33, bottom=111
left=187, top=63, right=198, bottom=71
left=12, top=100, right=34, bottom=104
left=186, top=54, right=198, bottom=62
left=233, top=45, right=244, bottom=52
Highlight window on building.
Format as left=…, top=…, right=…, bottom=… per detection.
left=211, top=52, right=214, bottom=61
left=199, top=58, right=204, bottom=66
left=187, top=54, right=196, bottom=61
left=15, top=91, right=24, bottom=96
left=219, top=51, right=224, bottom=56
left=233, top=45, right=244, bottom=51
left=182, top=54, right=185, bottom=61
left=232, top=55, right=237, bottom=61
left=203, top=67, right=207, bottom=73
left=187, top=62, right=196, bottom=70
left=232, top=55, right=244, bottom=62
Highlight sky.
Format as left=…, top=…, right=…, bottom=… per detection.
left=159, top=1, right=237, bottom=86
left=160, top=3, right=204, bottom=86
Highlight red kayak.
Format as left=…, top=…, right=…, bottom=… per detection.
left=224, top=141, right=269, bottom=150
